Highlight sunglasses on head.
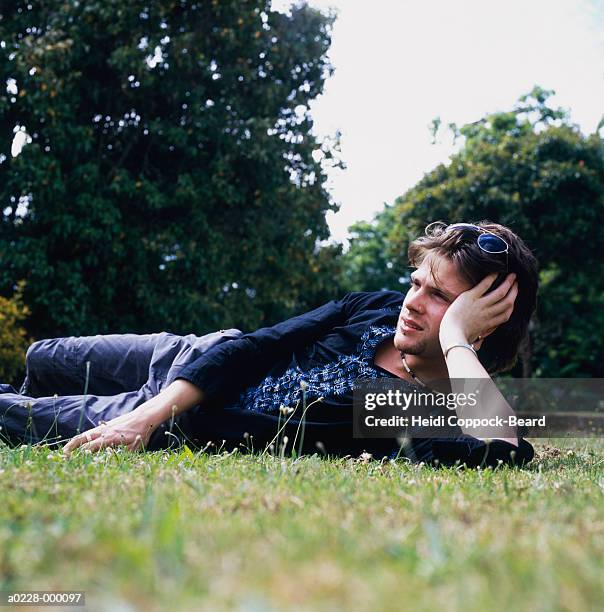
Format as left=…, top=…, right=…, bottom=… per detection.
left=425, top=221, right=510, bottom=293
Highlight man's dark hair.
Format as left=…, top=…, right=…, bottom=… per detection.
left=407, top=221, right=539, bottom=374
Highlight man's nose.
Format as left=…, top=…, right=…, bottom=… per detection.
left=405, top=288, right=425, bottom=313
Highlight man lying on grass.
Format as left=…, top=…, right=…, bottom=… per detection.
left=0, top=221, right=538, bottom=467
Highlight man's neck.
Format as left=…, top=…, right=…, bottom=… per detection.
left=376, top=339, right=451, bottom=392
left=403, top=351, right=449, bottom=384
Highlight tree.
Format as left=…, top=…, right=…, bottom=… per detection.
left=0, top=281, right=30, bottom=386
left=0, top=0, right=343, bottom=339
left=343, top=204, right=404, bottom=292
left=342, top=87, right=604, bottom=377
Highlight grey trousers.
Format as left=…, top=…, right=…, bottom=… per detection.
left=0, top=329, right=243, bottom=449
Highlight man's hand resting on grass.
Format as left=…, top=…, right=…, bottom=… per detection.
left=62, top=406, right=158, bottom=455
left=62, top=379, right=205, bottom=455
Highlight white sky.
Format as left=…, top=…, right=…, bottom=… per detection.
left=272, top=0, right=604, bottom=245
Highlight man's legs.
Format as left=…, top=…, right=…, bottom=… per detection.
left=21, top=333, right=166, bottom=397
left=3, top=328, right=243, bottom=450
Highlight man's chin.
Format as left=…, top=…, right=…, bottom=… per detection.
left=393, top=331, right=425, bottom=355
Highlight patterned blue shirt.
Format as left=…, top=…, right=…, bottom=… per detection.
left=233, top=325, right=396, bottom=416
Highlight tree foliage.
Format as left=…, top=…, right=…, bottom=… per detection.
left=342, top=87, right=604, bottom=377
left=0, top=0, right=344, bottom=339
left=0, top=280, right=30, bottom=385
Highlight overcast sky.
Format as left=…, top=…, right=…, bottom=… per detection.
left=272, top=0, right=604, bottom=245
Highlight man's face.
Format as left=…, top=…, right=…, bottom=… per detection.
left=394, top=253, right=473, bottom=358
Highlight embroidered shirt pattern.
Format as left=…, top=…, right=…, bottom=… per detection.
left=233, top=325, right=397, bottom=415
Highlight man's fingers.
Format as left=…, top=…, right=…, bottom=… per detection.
left=507, top=279, right=519, bottom=300
left=490, top=288, right=518, bottom=324
left=492, top=310, right=513, bottom=327
left=68, top=428, right=140, bottom=454
left=127, top=438, right=143, bottom=452
left=475, top=273, right=499, bottom=295
left=80, top=436, right=110, bottom=453
left=63, top=419, right=145, bottom=455
left=78, top=430, right=118, bottom=453
left=503, top=280, right=519, bottom=311
left=63, top=430, right=95, bottom=454
left=481, top=273, right=516, bottom=301
left=63, top=426, right=112, bottom=454
left=490, top=280, right=518, bottom=315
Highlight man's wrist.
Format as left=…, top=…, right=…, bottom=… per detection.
left=133, top=379, right=205, bottom=428
left=133, top=397, right=169, bottom=431
left=444, top=343, right=478, bottom=360
left=439, top=328, right=469, bottom=352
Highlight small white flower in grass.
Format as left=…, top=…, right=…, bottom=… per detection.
left=280, top=436, right=289, bottom=459
left=359, top=452, right=373, bottom=464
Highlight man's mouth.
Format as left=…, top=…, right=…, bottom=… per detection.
left=401, top=317, right=424, bottom=332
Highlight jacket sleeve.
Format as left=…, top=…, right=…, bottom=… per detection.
left=175, top=291, right=399, bottom=408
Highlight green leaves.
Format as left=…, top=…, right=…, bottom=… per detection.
left=342, top=88, right=604, bottom=377
left=0, top=0, right=343, bottom=339
left=0, top=280, right=31, bottom=385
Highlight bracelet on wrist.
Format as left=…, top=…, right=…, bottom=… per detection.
left=444, top=342, right=478, bottom=359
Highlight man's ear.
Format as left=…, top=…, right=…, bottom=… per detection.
left=472, top=327, right=497, bottom=351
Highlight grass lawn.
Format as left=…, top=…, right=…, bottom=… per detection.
left=1, top=438, right=603, bottom=611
